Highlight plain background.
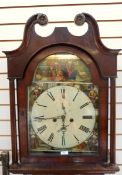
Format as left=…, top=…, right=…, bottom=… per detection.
left=0, top=0, right=122, bottom=174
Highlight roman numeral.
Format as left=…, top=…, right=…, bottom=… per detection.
left=73, top=90, right=79, bottom=101
left=79, top=125, right=90, bottom=133
left=73, top=135, right=79, bottom=143
left=83, top=115, right=93, bottom=119
left=80, top=101, right=90, bottom=109
left=47, top=92, right=55, bottom=101
left=34, top=116, right=44, bottom=121
left=48, top=133, right=54, bottom=142
left=61, top=88, right=65, bottom=99
left=37, top=125, right=47, bottom=134
left=62, top=135, right=66, bottom=146
left=36, top=102, right=47, bottom=107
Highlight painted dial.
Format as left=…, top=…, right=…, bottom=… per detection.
left=31, top=85, right=96, bottom=149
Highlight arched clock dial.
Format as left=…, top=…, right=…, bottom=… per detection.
left=31, top=85, right=96, bottom=149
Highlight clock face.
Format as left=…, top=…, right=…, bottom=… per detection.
left=31, top=85, right=96, bottom=149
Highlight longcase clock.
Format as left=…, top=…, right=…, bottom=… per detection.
left=3, top=13, right=120, bottom=175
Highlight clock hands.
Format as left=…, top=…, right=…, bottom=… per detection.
left=61, top=102, right=67, bottom=115
left=34, top=115, right=64, bottom=121
left=60, top=103, right=67, bottom=146
left=35, top=101, right=67, bottom=122
left=34, top=116, right=61, bottom=122
left=57, top=123, right=71, bottom=133
left=61, top=115, right=66, bottom=146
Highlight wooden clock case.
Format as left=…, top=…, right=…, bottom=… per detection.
left=2, top=13, right=120, bottom=175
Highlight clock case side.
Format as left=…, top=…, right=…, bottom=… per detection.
left=3, top=13, right=120, bottom=174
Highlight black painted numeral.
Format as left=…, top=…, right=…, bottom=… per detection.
left=73, top=90, right=79, bottom=101
left=37, top=125, right=47, bottom=134
left=48, top=133, right=54, bottom=142
left=80, top=101, right=90, bottom=109
left=73, top=135, right=79, bottom=143
left=34, top=116, right=44, bottom=121
left=47, top=92, right=55, bottom=101
left=36, top=102, right=47, bottom=107
left=82, top=115, right=93, bottom=119
left=79, top=125, right=90, bottom=133
left=61, top=88, right=65, bottom=99
left=62, top=135, right=66, bottom=146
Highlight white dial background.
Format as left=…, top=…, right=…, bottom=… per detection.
left=31, top=85, right=96, bottom=149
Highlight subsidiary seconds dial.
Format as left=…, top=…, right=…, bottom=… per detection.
left=31, top=85, right=96, bottom=149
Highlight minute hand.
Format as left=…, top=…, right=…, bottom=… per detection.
left=62, top=103, right=66, bottom=115
left=80, top=101, right=91, bottom=109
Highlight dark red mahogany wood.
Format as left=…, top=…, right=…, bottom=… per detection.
left=3, top=13, right=120, bottom=175
left=9, top=79, right=18, bottom=164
